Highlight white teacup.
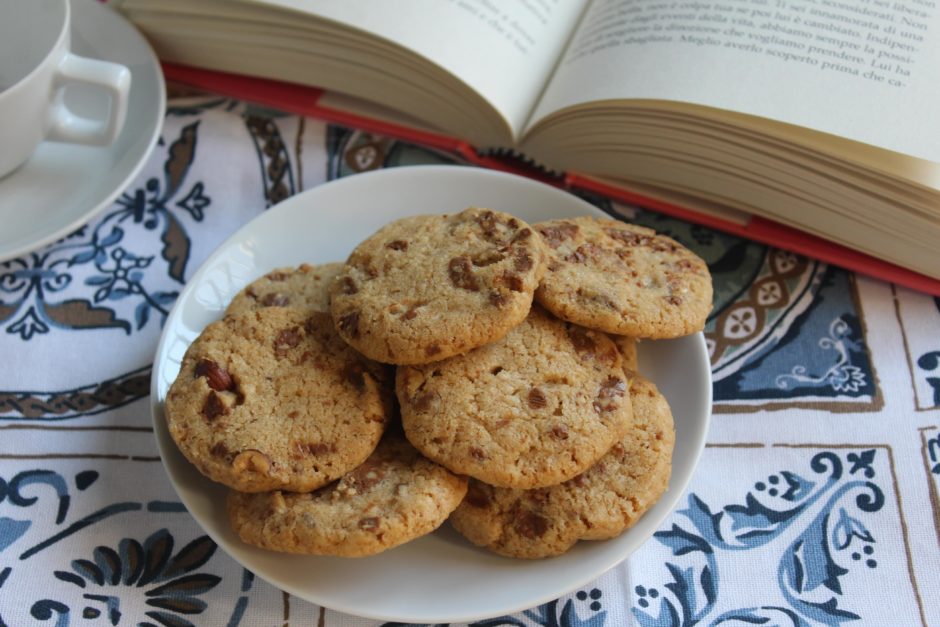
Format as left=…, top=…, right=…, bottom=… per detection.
left=0, top=0, right=131, bottom=179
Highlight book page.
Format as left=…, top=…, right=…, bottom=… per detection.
left=258, top=0, right=589, bottom=138
left=527, top=0, right=940, bottom=163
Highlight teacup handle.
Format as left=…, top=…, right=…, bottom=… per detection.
left=46, top=53, right=131, bottom=146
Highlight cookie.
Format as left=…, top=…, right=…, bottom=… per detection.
left=534, top=216, right=712, bottom=338
left=226, top=262, right=343, bottom=315
left=609, top=334, right=639, bottom=372
left=449, top=373, right=675, bottom=559
left=164, top=308, right=389, bottom=492
left=227, top=436, right=468, bottom=557
left=398, top=306, right=633, bottom=489
left=330, top=208, right=547, bottom=364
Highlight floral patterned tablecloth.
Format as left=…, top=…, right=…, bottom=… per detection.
left=1, top=96, right=939, bottom=627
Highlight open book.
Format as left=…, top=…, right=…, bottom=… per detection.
left=111, top=0, right=940, bottom=291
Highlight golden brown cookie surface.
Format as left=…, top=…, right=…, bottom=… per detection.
left=534, top=217, right=712, bottom=338
left=398, top=307, right=633, bottom=489
left=226, top=262, right=343, bottom=315
left=330, top=208, right=547, bottom=364
left=227, top=436, right=468, bottom=557
left=449, top=373, right=675, bottom=558
left=165, top=308, right=389, bottom=492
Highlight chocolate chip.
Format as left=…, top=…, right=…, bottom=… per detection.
left=209, top=442, right=230, bottom=458
left=425, top=344, right=442, bottom=357
left=489, top=290, right=509, bottom=307
left=358, top=517, right=381, bottom=532
left=549, top=424, right=569, bottom=440
left=293, top=441, right=335, bottom=458
left=651, top=240, right=680, bottom=253
left=605, top=227, right=649, bottom=247
left=412, top=392, right=435, bottom=412
left=475, top=211, right=500, bottom=239
left=527, top=387, right=548, bottom=409
left=340, top=276, right=358, bottom=295
left=513, top=509, right=549, bottom=539
left=464, top=483, right=491, bottom=508
left=448, top=256, right=479, bottom=291
left=265, top=271, right=290, bottom=281
left=342, top=362, right=366, bottom=391
left=337, top=310, right=361, bottom=339
left=567, top=328, right=597, bottom=357
left=470, top=447, right=486, bottom=461
left=500, top=273, right=524, bottom=292
left=386, top=239, right=408, bottom=251
left=511, top=227, right=532, bottom=243
left=564, top=243, right=600, bottom=264
left=274, top=326, right=303, bottom=356
left=537, top=222, right=579, bottom=248
left=564, top=248, right=585, bottom=264
left=261, top=292, right=290, bottom=307
left=513, top=250, right=534, bottom=272
left=349, top=462, right=386, bottom=490
left=202, top=391, right=228, bottom=421
left=593, top=376, right=626, bottom=413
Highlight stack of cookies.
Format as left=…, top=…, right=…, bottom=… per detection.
left=164, top=207, right=712, bottom=559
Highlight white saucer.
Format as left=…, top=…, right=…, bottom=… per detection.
left=0, top=0, right=165, bottom=262
left=151, top=166, right=713, bottom=623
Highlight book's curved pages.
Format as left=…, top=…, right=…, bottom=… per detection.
left=111, top=0, right=940, bottom=293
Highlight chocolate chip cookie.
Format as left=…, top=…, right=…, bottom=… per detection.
left=226, top=262, right=343, bottom=315
left=398, top=306, right=633, bottom=489
left=227, top=436, right=468, bottom=557
left=449, top=372, right=674, bottom=558
left=164, top=308, right=389, bottom=492
left=534, top=217, right=712, bottom=338
left=330, top=208, right=547, bottom=364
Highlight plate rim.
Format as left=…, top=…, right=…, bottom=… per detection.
left=0, top=0, right=166, bottom=262
left=150, top=164, right=713, bottom=622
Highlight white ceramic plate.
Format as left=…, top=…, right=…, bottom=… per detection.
left=150, top=166, right=712, bottom=624
left=0, top=0, right=165, bottom=262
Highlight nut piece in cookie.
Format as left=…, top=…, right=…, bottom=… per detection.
left=449, top=372, right=674, bottom=559
left=330, top=207, right=547, bottom=364
left=227, top=436, right=468, bottom=557
left=165, top=308, right=389, bottom=492
left=398, top=306, right=633, bottom=489
left=534, top=216, right=712, bottom=338
left=226, top=262, right=344, bottom=316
